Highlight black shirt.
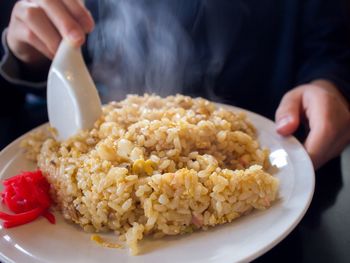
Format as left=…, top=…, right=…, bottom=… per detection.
left=85, top=0, right=350, bottom=119
left=1, top=0, right=350, bottom=121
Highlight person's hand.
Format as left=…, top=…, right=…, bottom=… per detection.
left=6, top=0, right=95, bottom=67
left=275, top=79, right=350, bottom=169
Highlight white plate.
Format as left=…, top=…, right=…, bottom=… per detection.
left=0, top=105, right=315, bottom=263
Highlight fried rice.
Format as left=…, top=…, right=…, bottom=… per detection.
left=21, top=94, right=279, bottom=255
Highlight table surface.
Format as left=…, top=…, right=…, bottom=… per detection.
left=0, top=98, right=349, bottom=263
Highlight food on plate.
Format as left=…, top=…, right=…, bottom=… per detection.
left=21, top=94, right=279, bottom=255
left=0, top=170, right=55, bottom=228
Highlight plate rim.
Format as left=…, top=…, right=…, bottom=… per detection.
left=0, top=105, right=315, bottom=263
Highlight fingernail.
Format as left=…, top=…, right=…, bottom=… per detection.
left=82, top=17, right=94, bottom=33
left=67, top=30, right=83, bottom=44
left=83, top=11, right=95, bottom=33
left=88, top=11, right=95, bottom=26
left=276, top=115, right=293, bottom=130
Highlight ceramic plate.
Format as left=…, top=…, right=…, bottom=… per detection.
left=0, top=105, right=315, bottom=263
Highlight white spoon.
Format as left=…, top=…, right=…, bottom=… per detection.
left=47, top=40, right=102, bottom=141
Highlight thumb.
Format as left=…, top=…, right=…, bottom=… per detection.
left=275, top=88, right=302, bottom=136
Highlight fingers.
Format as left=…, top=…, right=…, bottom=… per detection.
left=62, top=0, right=95, bottom=33
left=303, top=99, right=331, bottom=168
left=275, top=88, right=302, bottom=136
left=304, top=109, right=337, bottom=169
left=302, top=86, right=347, bottom=169
left=33, top=0, right=86, bottom=46
left=301, top=83, right=350, bottom=169
left=304, top=126, right=330, bottom=169
left=7, top=0, right=95, bottom=64
left=11, top=19, right=54, bottom=61
left=14, top=2, right=61, bottom=56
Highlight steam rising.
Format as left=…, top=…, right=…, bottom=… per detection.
left=88, top=0, right=194, bottom=102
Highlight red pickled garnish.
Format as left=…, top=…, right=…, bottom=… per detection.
left=2, top=207, right=45, bottom=228
left=0, top=170, right=55, bottom=228
left=42, top=210, right=56, bottom=224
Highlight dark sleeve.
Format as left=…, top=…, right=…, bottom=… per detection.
left=0, top=0, right=95, bottom=96
left=0, top=29, right=48, bottom=95
left=297, top=0, right=350, bottom=102
left=0, top=0, right=48, bottom=95
left=0, top=0, right=14, bottom=55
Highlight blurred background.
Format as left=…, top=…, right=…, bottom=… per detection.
left=0, top=1, right=47, bottom=150
left=0, top=1, right=349, bottom=263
